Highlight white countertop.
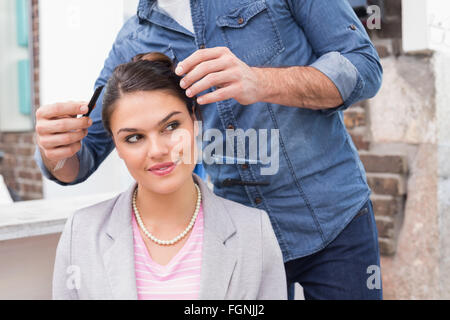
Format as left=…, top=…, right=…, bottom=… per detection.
left=0, top=192, right=117, bottom=241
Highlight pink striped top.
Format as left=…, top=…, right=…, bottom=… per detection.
left=131, top=204, right=204, bottom=300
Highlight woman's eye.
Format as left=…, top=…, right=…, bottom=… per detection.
left=125, top=134, right=142, bottom=143
left=165, top=121, right=180, bottom=132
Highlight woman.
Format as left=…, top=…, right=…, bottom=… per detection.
left=52, top=52, right=287, bottom=300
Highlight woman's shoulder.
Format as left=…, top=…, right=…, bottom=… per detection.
left=73, top=194, right=119, bottom=218
left=67, top=192, right=123, bottom=234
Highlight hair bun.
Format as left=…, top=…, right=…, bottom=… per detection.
left=132, top=52, right=175, bottom=72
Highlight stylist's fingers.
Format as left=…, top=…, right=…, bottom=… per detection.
left=196, top=84, right=239, bottom=105
left=185, top=69, right=237, bottom=98
left=37, top=128, right=88, bottom=150
left=180, top=57, right=229, bottom=91
left=35, top=101, right=92, bottom=163
left=175, top=47, right=226, bottom=76
left=36, top=101, right=89, bottom=120
left=36, top=116, right=92, bottom=135
left=41, top=140, right=83, bottom=161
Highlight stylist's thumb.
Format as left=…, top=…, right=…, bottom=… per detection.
left=35, top=101, right=90, bottom=162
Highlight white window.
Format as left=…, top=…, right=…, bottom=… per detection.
left=403, top=0, right=450, bottom=54
left=0, top=0, right=33, bottom=132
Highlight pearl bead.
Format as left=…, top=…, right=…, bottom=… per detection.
left=132, top=183, right=201, bottom=246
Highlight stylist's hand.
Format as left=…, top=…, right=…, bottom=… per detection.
left=35, top=101, right=92, bottom=162
left=175, top=47, right=261, bottom=105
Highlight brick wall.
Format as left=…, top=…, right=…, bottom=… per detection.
left=0, top=0, right=42, bottom=201
left=344, top=103, right=408, bottom=256
left=368, top=0, right=403, bottom=57
left=343, top=0, right=407, bottom=256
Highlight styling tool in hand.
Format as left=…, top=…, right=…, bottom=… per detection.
left=53, top=85, right=104, bottom=172
left=82, top=85, right=104, bottom=118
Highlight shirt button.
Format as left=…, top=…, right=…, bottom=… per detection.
left=227, top=124, right=234, bottom=130
left=199, top=44, right=206, bottom=49
left=241, top=164, right=249, bottom=170
left=350, top=24, right=357, bottom=30
left=255, top=197, right=262, bottom=205
left=238, top=17, right=244, bottom=24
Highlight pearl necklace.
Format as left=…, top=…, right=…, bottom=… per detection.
left=132, top=183, right=202, bottom=246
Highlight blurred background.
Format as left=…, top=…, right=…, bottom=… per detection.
left=0, top=0, right=449, bottom=299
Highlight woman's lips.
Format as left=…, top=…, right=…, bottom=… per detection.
left=149, top=162, right=175, bottom=171
left=147, top=159, right=181, bottom=176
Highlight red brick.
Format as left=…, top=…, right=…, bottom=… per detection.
left=375, top=44, right=390, bottom=58
left=18, top=171, right=33, bottom=180
left=32, top=172, right=43, bottom=180
left=360, top=152, right=408, bottom=174
left=9, top=180, right=19, bottom=190
left=16, top=148, right=32, bottom=157
left=22, top=193, right=43, bottom=201
left=378, top=17, right=402, bottom=39
left=4, top=156, right=17, bottom=167
left=349, top=132, right=370, bottom=150
left=371, top=194, right=403, bottom=218
left=344, top=108, right=366, bottom=129
left=21, top=183, right=42, bottom=194
left=384, top=0, right=402, bottom=17
left=378, top=237, right=397, bottom=256
left=375, top=216, right=395, bottom=238
left=3, top=134, right=19, bottom=144
left=367, top=173, right=406, bottom=196
left=2, top=145, right=14, bottom=154
left=23, top=134, right=35, bottom=144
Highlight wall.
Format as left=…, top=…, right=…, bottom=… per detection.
left=0, top=0, right=42, bottom=201
left=365, top=0, right=450, bottom=299
left=0, top=234, right=59, bottom=299
left=435, top=51, right=450, bottom=300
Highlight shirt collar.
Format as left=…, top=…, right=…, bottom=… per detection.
left=137, top=0, right=157, bottom=22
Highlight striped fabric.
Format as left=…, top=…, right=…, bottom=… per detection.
left=131, top=204, right=204, bottom=300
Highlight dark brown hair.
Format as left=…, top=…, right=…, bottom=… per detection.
left=102, top=52, right=201, bottom=137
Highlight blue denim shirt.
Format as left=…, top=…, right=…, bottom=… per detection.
left=34, top=0, right=382, bottom=262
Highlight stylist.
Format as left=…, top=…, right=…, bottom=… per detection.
left=34, top=0, right=383, bottom=299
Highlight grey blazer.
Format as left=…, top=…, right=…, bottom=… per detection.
left=53, top=173, right=287, bottom=300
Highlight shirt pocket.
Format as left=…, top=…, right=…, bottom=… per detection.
left=216, top=0, right=285, bottom=66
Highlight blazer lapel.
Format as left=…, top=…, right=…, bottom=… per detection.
left=198, top=228, right=237, bottom=299
left=103, top=182, right=138, bottom=300
left=194, top=174, right=238, bottom=300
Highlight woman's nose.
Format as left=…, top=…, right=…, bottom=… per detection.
left=146, top=138, right=170, bottom=160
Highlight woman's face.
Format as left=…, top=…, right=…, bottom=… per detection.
left=110, top=90, right=199, bottom=195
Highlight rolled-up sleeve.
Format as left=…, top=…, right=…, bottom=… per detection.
left=33, top=142, right=96, bottom=186
left=287, top=0, right=383, bottom=115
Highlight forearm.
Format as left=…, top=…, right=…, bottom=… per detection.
left=39, top=147, right=80, bottom=184
left=253, top=66, right=343, bottom=110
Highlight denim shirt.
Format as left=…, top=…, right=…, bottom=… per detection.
left=34, top=0, right=382, bottom=262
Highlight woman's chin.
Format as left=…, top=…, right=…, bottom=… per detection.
left=138, top=168, right=192, bottom=195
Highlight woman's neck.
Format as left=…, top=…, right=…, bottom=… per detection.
left=135, top=177, right=198, bottom=227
